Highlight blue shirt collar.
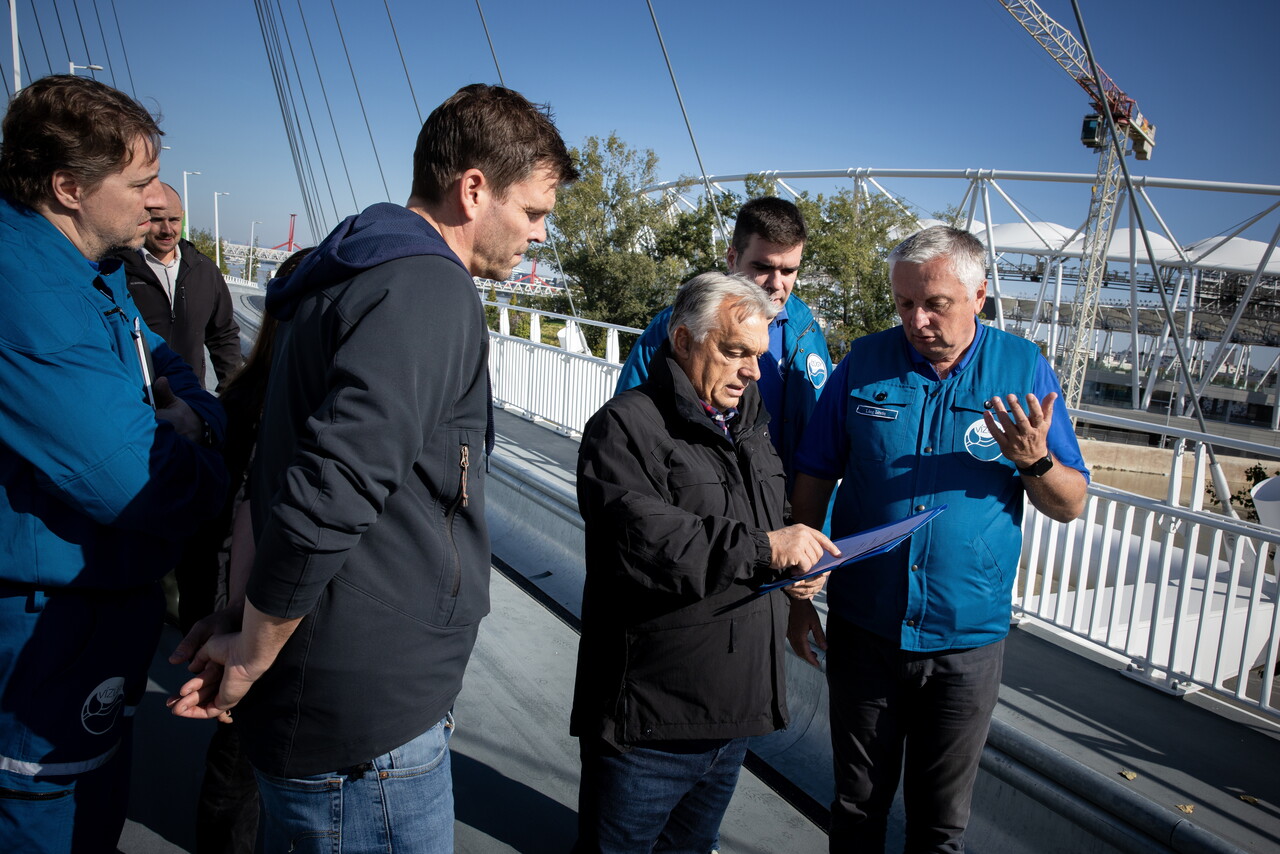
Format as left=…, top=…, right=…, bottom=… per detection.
left=904, top=317, right=985, bottom=380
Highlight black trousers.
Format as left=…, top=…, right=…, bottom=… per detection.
left=195, top=721, right=258, bottom=854
left=826, top=616, right=1004, bottom=854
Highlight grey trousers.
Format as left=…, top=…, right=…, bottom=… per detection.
left=826, top=616, right=1004, bottom=854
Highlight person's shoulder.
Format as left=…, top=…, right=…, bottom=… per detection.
left=984, top=324, right=1042, bottom=358
left=179, top=239, right=217, bottom=270
left=588, top=386, right=662, bottom=433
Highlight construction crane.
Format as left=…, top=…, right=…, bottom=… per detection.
left=995, top=0, right=1156, bottom=408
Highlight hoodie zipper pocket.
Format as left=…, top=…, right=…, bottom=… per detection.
left=446, top=444, right=470, bottom=596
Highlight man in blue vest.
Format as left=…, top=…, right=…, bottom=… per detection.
left=615, top=197, right=831, bottom=487
left=788, top=226, right=1089, bottom=853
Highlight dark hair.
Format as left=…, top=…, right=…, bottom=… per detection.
left=0, top=75, right=162, bottom=209
left=219, top=247, right=314, bottom=484
left=410, top=83, right=578, bottom=205
left=732, top=196, right=807, bottom=255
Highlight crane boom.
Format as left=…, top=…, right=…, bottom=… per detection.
left=995, top=0, right=1158, bottom=408
left=996, top=0, right=1155, bottom=160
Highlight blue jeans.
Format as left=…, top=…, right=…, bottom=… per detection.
left=253, top=713, right=455, bottom=854
left=574, top=736, right=748, bottom=854
left=826, top=617, right=1005, bottom=854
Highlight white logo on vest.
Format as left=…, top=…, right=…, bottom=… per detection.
left=963, top=418, right=1005, bottom=462
left=806, top=353, right=827, bottom=389
left=81, top=676, right=126, bottom=735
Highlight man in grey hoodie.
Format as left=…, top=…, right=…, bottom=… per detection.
left=169, top=84, right=577, bottom=852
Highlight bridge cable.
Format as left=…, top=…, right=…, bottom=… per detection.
left=543, top=217, right=578, bottom=317
left=86, top=0, right=118, bottom=87
left=1069, top=0, right=1235, bottom=505
left=47, top=0, right=74, bottom=74
left=328, top=0, right=391, bottom=201
left=68, top=0, right=100, bottom=81
left=271, top=0, right=341, bottom=226
left=473, top=0, right=505, bottom=87
left=106, top=0, right=136, bottom=97
left=383, top=0, right=421, bottom=125
left=644, top=0, right=729, bottom=261
left=294, top=0, right=359, bottom=213
left=25, top=0, right=54, bottom=77
left=255, top=0, right=323, bottom=242
left=18, top=38, right=32, bottom=87
left=266, top=0, right=327, bottom=235
left=270, top=0, right=331, bottom=239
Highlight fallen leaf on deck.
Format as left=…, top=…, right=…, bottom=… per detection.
left=1239, top=795, right=1260, bottom=806
left=1118, top=770, right=1137, bottom=781
left=1176, top=804, right=1194, bottom=814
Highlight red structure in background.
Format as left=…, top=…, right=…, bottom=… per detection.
left=272, top=214, right=302, bottom=252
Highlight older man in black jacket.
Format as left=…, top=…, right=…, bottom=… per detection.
left=573, top=272, right=837, bottom=854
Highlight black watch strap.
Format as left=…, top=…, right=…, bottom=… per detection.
left=1017, top=454, right=1054, bottom=478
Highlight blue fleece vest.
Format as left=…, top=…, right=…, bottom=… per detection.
left=826, top=325, right=1040, bottom=652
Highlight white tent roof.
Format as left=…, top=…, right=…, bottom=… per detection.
left=1059, top=228, right=1184, bottom=266
left=1182, top=236, right=1280, bottom=275
left=972, top=221, right=1078, bottom=254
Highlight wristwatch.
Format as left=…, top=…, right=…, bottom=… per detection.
left=1017, top=454, right=1054, bottom=478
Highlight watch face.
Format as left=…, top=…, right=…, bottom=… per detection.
left=1021, top=455, right=1053, bottom=477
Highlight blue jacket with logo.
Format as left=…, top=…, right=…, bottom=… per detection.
left=615, top=294, right=831, bottom=486
left=795, top=323, right=1087, bottom=651
left=0, top=197, right=228, bottom=784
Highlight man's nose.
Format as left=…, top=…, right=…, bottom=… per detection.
left=142, top=179, right=165, bottom=211
left=743, top=356, right=761, bottom=382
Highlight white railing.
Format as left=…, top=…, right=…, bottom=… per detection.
left=486, top=316, right=1280, bottom=719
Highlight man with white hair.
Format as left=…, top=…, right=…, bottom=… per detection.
left=788, top=226, right=1089, bottom=852
left=573, top=271, right=835, bottom=853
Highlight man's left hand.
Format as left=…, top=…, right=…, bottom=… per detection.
left=985, top=392, right=1054, bottom=468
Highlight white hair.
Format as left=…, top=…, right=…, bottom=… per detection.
left=668, top=272, right=778, bottom=342
left=888, top=225, right=987, bottom=299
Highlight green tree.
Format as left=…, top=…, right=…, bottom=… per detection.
left=549, top=134, right=690, bottom=332
left=189, top=227, right=230, bottom=275
left=796, top=190, right=918, bottom=358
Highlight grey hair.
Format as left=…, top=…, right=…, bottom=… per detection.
left=888, top=225, right=987, bottom=299
left=668, top=272, right=778, bottom=342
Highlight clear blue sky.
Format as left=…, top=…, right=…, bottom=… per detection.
left=12, top=0, right=1279, bottom=250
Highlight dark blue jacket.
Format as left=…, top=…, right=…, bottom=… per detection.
left=615, top=294, right=831, bottom=487
left=241, top=203, right=491, bottom=777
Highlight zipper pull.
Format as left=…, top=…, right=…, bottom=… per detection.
left=460, top=445, right=470, bottom=507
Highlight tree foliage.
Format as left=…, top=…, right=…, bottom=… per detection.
left=189, top=227, right=230, bottom=275
left=548, top=134, right=687, bottom=331
left=543, top=137, right=920, bottom=360
left=794, top=188, right=918, bottom=358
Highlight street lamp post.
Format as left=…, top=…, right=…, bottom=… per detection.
left=247, top=220, right=262, bottom=284
left=68, top=62, right=103, bottom=75
left=181, top=171, right=200, bottom=240
left=213, top=192, right=230, bottom=270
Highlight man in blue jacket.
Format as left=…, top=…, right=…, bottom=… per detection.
left=615, top=197, right=831, bottom=487
left=0, top=75, right=229, bottom=852
left=788, top=227, right=1088, bottom=853
left=169, top=84, right=578, bottom=852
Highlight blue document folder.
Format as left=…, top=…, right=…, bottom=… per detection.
left=757, top=504, right=948, bottom=593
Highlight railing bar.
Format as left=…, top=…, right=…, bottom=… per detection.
left=1071, top=496, right=1098, bottom=634
left=1090, top=500, right=1118, bottom=639
left=1237, top=544, right=1271, bottom=705
left=1146, top=513, right=1178, bottom=674
left=1215, top=534, right=1248, bottom=691
left=1108, top=503, right=1137, bottom=648
left=1054, top=512, right=1077, bottom=627
left=1191, top=528, right=1225, bottom=687
left=1167, top=515, right=1202, bottom=682
left=1261, top=572, right=1280, bottom=713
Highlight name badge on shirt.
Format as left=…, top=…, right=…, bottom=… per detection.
left=855, top=404, right=898, bottom=421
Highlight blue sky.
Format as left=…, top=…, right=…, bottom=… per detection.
left=12, top=0, right=1279, bottom=251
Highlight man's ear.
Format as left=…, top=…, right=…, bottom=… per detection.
left=454, top=168, right=487, bottom=223
left=725, top=245, right=738, bottom=274
left=973, top=279, right=989, bottom=312
left=50, top=169, right=84, bottom=210
left=671, top=325, right=692, bottom=360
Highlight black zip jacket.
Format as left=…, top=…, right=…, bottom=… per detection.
left=117, top=240, right=242, bottom=390
left=239, top=204, right=490, bottom=778
left=572, top=343, right=791, bottom=747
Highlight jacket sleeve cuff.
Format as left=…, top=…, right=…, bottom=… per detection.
left=751, top=528, right=776, bottom=580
